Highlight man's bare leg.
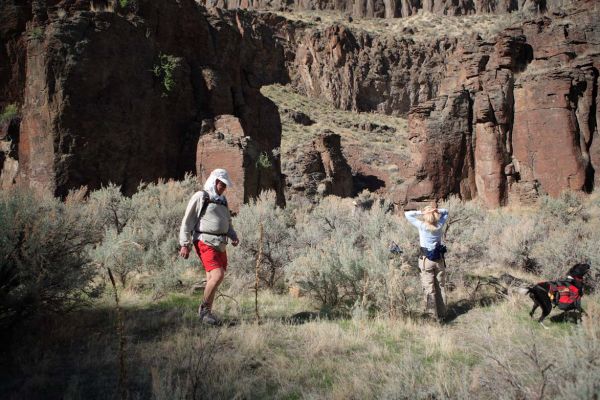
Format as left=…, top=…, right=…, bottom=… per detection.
left=199, top=268, right=225, bottom=325
left=203, top=267, right=225, bottom=309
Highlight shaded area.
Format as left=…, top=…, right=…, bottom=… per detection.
left=0, top=305, right=202, bottom=400
left=353, top=172, right=385, bottom=194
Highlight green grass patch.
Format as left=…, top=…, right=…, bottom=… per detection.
left=154, top=293, right=197, bottom=312
left=0, top=103, right=19, bottom=124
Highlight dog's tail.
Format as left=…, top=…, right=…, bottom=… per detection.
left=514, top=287, right=531, bottom=295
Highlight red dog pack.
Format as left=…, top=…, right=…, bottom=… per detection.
left=544, top=280, right=582, bottom=310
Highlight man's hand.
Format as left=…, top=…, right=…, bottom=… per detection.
left=179, top=246, right=190, bottom=259
left=231, top=238, right=240, bottom=247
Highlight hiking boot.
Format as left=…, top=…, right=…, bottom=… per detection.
left=198, top=301, right=210, bottom=319
left=201, top=311, right=221, bottom=326
left=199, top=306, right=209, bottom=320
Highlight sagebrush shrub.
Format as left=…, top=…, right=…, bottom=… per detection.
left=88, top=183, right=135, bottom=234
left=87, top=176, right=198, bottom=294
left=89, top=226, right=142, bottom=287
left=130, top=177, right=198, bottom=291
left=487, top=214, right=543, bottom=272
left=0, top=188, right=99, bottom=328
left=287, top=197, right=423, bottom=315
left=438, top=196, right=489, bottom=272
left=229, top=191, right=294, bottom=290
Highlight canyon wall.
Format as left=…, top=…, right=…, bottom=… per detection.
left=1, top=0, right=598, bottom=208
left=0, top=0, right=291, bottom=208
left=198, top=0, right=583, bottom=18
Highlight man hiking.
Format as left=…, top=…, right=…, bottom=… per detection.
left=405, top=205, right=449, bottom=322
left=179, top=169, right=239, bottom=325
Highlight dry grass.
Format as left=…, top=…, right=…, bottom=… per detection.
left=275, top=10, right=531, bottom=43
left=262, top=83, right=409, bottom=157
left=4, top=283, right=599, bottom=399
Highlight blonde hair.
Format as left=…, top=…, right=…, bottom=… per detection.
left=421, top=206, right=441, bottom=231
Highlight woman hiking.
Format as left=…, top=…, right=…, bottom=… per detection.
left=405, top=205, right=449, bottom=322
left=179, top=169, right=239, bottom=325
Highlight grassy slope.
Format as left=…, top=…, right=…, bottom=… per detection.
left=274, top=9, right=531, bottom=43
left=262, top=84, right=412, bottom=200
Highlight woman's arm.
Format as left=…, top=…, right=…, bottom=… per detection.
left=437, top=208, right=449, bottom=227
left=404, top=210, right=424, bottom=229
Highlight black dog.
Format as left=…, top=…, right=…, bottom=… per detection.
left=518, top=263, right=591, bottom=327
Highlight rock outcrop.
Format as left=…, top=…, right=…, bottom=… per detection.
left=292, top=25, right=452, bottom=114
left=197, top=114, right=284, bottom=211
left=1, top=0, right=290, bottom=207
left=285, top=131, right=353, bottom=200
left=405, top=91, right=476, bottom=207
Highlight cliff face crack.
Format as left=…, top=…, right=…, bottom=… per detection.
left=585, top=67, right=598, bottom=192
left=455, top=89, right=474, bottom=199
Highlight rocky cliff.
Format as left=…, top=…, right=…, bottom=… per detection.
left=0, top=0, right=290, bottom=208
left=284, top=131, right=354, bottom=201
left=405, top=9, right=599, bottom=207
left=264, top=2, right=599, bottom=207
left=1, top=0, right=598, bottom=208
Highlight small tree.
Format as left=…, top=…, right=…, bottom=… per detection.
left=153, top=53, right=181, bottom=96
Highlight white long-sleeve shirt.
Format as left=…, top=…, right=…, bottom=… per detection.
left=404, top=209, right=449, bottom=250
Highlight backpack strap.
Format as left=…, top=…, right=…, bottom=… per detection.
left=199, top=191, right=210, bottom=219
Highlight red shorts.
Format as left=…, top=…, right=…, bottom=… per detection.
left=193, top=241, right=227, bottom=272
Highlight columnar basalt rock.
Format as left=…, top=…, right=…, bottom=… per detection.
left=512, top=70, right=588, bottom=196
left=0, top=0, right=30, bottom=108
left=0, top=1, right=31, bottom=186
left=405, top=91, right=477, bottom=209
left=403, top=9, right=599, bottom=207
left=198, top=0, right=582, bottom=19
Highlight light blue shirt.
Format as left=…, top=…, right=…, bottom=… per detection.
left=404, top=209, right=449, bottom=250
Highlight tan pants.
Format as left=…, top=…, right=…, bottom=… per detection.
left=418, top=256, right=447, bottom=320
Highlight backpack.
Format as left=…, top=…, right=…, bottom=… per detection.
left=546, top=280, right=582, bottom=310
left=194, top=191, right=230, bottom=236
left=199, top=191, right=228, bottom=218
